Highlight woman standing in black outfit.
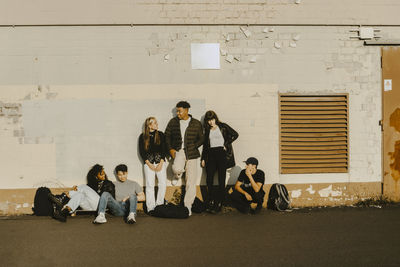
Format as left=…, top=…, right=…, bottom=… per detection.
left=139, top=117, right=167, bottom=213
left=201, top=110, right=239, bottom=213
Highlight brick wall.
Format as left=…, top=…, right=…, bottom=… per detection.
left=1, top=0, right=399, bottom=25
left=0, top=25, right=390, bottom=190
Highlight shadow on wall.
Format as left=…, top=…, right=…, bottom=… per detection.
left=227, top=166, right=241, bottom=185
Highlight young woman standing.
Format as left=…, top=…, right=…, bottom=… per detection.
left=139, top=117, right=167, bottom=213
left=201, top=111, right=239, bottom=213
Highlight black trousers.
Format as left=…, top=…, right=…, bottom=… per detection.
left=205, top=147, right=227, bottom=204
left=230, top=189, right=265, bottom=213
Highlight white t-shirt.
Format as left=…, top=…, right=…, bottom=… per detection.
left=209, top=126, right=224, bottom=148
left=180, top=117, right=191, bottom=149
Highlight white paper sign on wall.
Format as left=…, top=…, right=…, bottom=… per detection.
left=191, top=43, right=220, bottom=70
left=384, top=79, right=392, bottom=91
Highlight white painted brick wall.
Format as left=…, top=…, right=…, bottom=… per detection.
left=1, top=24, right=399, bottom=189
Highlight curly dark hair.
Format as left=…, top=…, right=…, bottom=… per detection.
left=86, top=164, right=108, bottom=189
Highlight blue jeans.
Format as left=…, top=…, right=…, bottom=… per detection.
left=98, top=192, right=137, bottom=216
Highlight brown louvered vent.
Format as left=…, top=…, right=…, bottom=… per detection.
left=279, top=94, right=348, bottom=174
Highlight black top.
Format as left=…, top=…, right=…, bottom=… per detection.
left=201, top=122, right=238, bottom=168
left=87, top=179, right=115, bottom=198
left=237, top=169, right=265, bottom=194
left=138, top=131, right=167, bottom=164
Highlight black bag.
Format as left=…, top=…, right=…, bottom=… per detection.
left=32, top=187, right=53, bottom=216
left=151, top=203, right=189, bottom=219
left=267, top=183, right=291, bottom=211
left=191, top=197, right=206, bottom=213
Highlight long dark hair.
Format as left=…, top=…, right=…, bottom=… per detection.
left=143, top=117, right=160, bottom=151
left=203, top=110, right=221, bottom=131
left=87, top=164, right=108, bottom=188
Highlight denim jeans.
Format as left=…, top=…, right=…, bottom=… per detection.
left=98, top=192, right=137, bottom=216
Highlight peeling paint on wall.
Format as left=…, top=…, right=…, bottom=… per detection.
left=291, top=189, right=302, bottom=198
left=0, top=201, right=9, bottom=214
left=306, top=185, right=315, bottom=194
left=390, top=108, right=400, bottom=132
left=318, top=185, right=343, bottom=197
left=389, top=140, right=400, bottom=183
left=389, top=108, right=400, bottom=184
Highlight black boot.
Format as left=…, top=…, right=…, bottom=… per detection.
left=49, top=193, right=70, bottom=222
left=205, top=199, right=214, bottom=213
left=51, top=205, right=69, bottom=222
left=58, top=193, right=70, bottom=206
left=211, top=201, right=222, bottom=214
left=48, top=193, right=64, bottom=209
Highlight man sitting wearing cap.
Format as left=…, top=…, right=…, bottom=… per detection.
left=229, top=157, right=265, bottom=214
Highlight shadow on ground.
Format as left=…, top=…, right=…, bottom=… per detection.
left=1, top=205, right=400, bottom=267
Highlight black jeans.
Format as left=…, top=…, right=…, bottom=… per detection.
left=205, top=147, right=227, bottom=205
left=230, top=189, right=265, bottom=213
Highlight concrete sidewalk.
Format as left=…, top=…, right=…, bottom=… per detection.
left=1, top=205, right=400, bottom=267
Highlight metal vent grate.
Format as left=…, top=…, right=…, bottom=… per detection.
left=279, top=94, right=349, bottom=174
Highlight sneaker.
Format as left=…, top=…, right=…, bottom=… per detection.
left=171, top=173, right=182, bottom=186
left=93, top=212, right=107, bottom=224
left=127, top=212, right=136, bottom=224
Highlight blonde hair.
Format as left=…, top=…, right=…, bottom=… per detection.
left=143, top=117, right=160, bottom=151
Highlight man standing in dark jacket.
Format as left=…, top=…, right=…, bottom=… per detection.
left=165, top=101, right=204, bottom=215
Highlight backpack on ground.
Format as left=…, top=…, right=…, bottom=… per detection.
left=267, top=183, right=291, bottom=211
left=32, top=187, right=53, bottom=216
left=151, top=203, right=189, bottom=219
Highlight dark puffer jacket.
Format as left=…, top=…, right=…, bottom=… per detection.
left=165, top=115, right=204, bottom=160
left=201, top=122, right=239, bottom=168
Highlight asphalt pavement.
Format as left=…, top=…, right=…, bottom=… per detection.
left=1, top=205, right=400, bottom=267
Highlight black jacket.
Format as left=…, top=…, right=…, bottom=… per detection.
left=201, top=122, right=239, bottom=168
left=138, top=131, right=167, bottom=164
left=165, top=115, right=204, bottom=160
left=87, top=179, right=115, bottom=198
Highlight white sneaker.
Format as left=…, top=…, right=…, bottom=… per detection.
left=186, top=206, right=192, bottom=217
left=127, top=212, right=136, bottom=224
left=93, top=212, right=107, bottom=224
left=171, top=178, right=179, bottom=186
